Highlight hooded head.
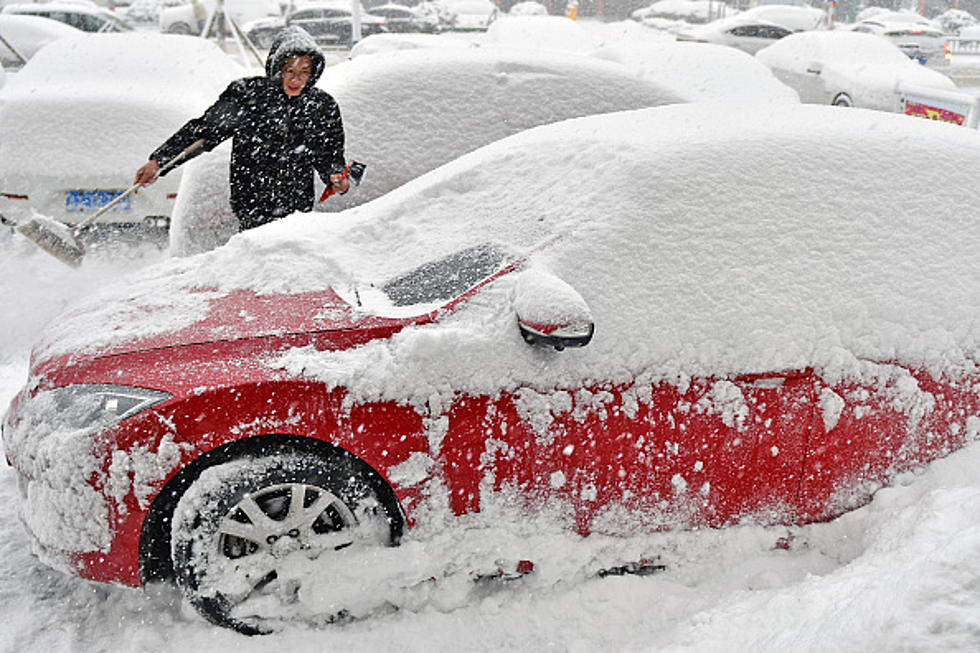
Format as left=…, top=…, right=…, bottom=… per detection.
left=265, top=27, right=326, bottom=94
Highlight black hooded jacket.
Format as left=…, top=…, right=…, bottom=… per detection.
left=151, top=28, right=346, bottom=230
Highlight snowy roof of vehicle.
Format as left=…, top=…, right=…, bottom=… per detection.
left=483, top=15, right=600, bottom=53
left=0, top=33, right=244, bottom=179
left=755, top=29, right=920, bottom=64
left=35, top=103, right=980, bottom=406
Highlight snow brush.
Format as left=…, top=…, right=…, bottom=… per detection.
left=15, top=139, right=205, bottom=268
left=319, top=159, right=367, bottom=202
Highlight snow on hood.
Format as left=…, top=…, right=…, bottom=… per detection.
left=33, top=103, right=980, bottom=408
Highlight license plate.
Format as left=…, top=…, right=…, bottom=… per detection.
left=65, top=190, right=131, bottom=212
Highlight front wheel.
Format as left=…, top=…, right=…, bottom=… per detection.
left=832, top=93, right=853, bottom=107
left=171, top=450, right=403, bottom=634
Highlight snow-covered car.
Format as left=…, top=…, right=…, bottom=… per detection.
left=756, top=30, right=957, bottom=109
left=443, top=0, right=495, bottom=31
left=631, top=0, right=715, bottom=24
left=368, top=3, right=438, bottom=33
left=247, top=2, right=385, bottom=47
left=850, top=11, right=945, bottom=63
left=168, top=47, right=682, bottom=254
left=0, top=13, right=82, bottom=67
left=483, top=15, right=600, bottom=53
left=5, top=102, right=980, bottom=634
left=0, top=34, right=243, bottom=232
left=508, top=1, right=547, bottom=16
left=676, top=15, right=794, bottom=55
left=1, top=2, right=133, bottom=32
left=159, top=0, right=280, bottom=35
left=732, top=3, right=825, bottom=32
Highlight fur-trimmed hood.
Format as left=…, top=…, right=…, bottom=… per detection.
left=265, top=27, right=326, bottom=91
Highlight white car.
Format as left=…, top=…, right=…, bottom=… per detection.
left=850, top=11, right=945, bottom=63
left=734, top=4, right=825, bottom=32
left=676, top=15, right=795, bottom=55
left=0, top=34, right=243, bottom=232
left=755, top=30, right=957, bottom=110
left=0, top=13, right=82, bottom=67
left=169, top=47, right=684, bottom=254
left=1, top=2, right=133, bottom=32
left=444, top=0, right=496, bottom=31
left=159, top=0, right=279, bottom=35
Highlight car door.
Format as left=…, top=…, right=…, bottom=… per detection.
left=440, top=370, right=816, bottom=533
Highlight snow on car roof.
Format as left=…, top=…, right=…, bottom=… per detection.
left=36, top=103, right=980, bottom=408
left=0, top=33, right=244, bottom=179
left=0, top=13, right=81, bottom=63
left=756, top=29, right=913, bottom=65
left=484, top=15, right=600, bottom=53
left=594, top=39, right=799, bottom=104
left=316, top=46, right=683, bottom=210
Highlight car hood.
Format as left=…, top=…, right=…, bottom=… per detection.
left=29, top=281, right=422, bottom=378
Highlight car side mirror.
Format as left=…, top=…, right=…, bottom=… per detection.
left=514, top=268, right=594, bottom=351
left=806, top=61, right=823, bottom=75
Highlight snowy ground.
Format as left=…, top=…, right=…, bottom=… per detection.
left=2, top=19, right=980, bottom=653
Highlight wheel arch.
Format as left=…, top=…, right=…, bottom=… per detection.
left=137, top=433, right=405, bottom=585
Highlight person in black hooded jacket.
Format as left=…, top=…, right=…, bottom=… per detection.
left=134, top=27, right=349, bottom=231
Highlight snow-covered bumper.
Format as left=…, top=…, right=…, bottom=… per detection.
left=2, top=383, right=188, bottom=583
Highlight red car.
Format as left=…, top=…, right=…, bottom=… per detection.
left=5, top=104, right=980, bottom=634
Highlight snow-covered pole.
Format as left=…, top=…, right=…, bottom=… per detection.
left=352, top=0, right=362, bottom=46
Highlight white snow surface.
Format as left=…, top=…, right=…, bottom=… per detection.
left=1, top=19, right=979, bottom=652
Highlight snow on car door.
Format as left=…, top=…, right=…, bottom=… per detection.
left=797, top=364, right=980, bottom=522
left=439, top=370, right=815, bottom=533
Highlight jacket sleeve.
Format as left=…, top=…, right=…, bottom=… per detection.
left=150, top=80, right=246, bottom=176
left=311, top=95, right=347, bottom=182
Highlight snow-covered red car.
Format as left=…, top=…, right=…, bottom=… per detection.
left=4, top=103, right=980, bottom=635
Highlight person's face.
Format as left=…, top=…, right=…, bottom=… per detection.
left=281, top=55, right=313, bottom=96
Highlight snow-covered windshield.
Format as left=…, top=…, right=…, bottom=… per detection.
left=381, top=243, right=507, bottom=307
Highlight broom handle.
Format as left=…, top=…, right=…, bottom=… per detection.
left=72, top=138, right=206, bottom=234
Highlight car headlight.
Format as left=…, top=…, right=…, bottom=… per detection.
left=46, top=384, right=172, bottom=430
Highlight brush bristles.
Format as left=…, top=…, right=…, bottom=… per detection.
left=16, top=219, right=85, bottom=267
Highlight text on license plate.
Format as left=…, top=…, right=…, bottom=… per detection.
left=65, top=190, right=131, bottom=212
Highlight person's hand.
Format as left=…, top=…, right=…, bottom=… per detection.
left=134, top=159, right=161, bottom=188
left=329, top=173, right=350, bottom=194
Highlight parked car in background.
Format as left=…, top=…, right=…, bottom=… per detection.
left=945, top=23, right=980, bottom=81
left=443, top=0, right=495, bottom=31
left=6, top=102, right=980, bottom=635
left=0, top=13, right=82, bottom=67
left=756, top=30, right=957, bottom=109
left=850, top=11, right=945, bottom=63
left=368, top=3, right=438, bottom=33
left=159, top=0, right=279, bottom=35
left=0, top=34, right=243, bottom=232
left=676, top=14, right=794, bottom=55
left=733, top=3, right=825, bottom=31
left=1, top=2, right=133, bottom=32
left=247, top=2, right=385, bottom=47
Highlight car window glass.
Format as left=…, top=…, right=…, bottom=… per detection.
left=382, top=243, right=507, bottom=307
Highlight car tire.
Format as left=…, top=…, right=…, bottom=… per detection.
left=167, top=21, right=193, bottom=35
left=170, top=450, right=403, bottom=635
left=832, top=93, right=853, bottom=108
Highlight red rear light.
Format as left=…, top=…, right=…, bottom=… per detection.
left=945, top=42, right=952, bottom=61
left=167, top=193, right=178, bottom=199
left=1, top=192, right=28, bottom=200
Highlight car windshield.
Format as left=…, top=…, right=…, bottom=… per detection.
left=381, top=243, right=507, bottom=307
